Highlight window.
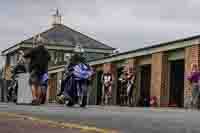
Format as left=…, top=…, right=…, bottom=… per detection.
left=49, top=50, right=65, bottom=66
left=49, top=50, right=57, bottom=66
left=49, top=50, right=55, bottom=61
left=84, top=52, right=105, bottom=61
left=54, top=51, right=64, bottom=65
left=58, top=52, right=63, bottom=62
left=61, top=52, right=64, bottom=62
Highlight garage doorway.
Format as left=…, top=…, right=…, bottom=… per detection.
left=169, top=60, right=184, bottom=108
left=96, top=70, right=103, bottom=105
left=139, top=64, right=151, bottom=107
left=116, top=67, right=124, bottom=105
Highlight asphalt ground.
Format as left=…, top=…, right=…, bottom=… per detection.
left=0, top=113, right=91, bottom=133
left=0, top=103, right=200, bottom=133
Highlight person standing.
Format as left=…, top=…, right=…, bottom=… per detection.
left=24, top=37, right=50, bottom=105
left=187, top=64, right=200, bottom=109
left=101, top=72, right=113, bottom=105
left=126, top=67, right=137, bottom=106
left=118, top=69, right=128, bottom=106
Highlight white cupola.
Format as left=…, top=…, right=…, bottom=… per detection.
left=51, top=8, right=62, bottom=26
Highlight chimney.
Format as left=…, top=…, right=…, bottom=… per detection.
left=51, top=8, right=62, bottom=26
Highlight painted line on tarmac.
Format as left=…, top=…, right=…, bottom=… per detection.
left=0, top=112, right=119, bottom=133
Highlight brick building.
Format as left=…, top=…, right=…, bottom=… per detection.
left=86, top=35, right=200, bottom=108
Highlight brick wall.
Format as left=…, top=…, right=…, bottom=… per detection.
left=127, top=58, right=137, bottom=69
left=161, top=53, right=169, bottom=107
left=127, top=58, right=140, bottom=105
left=103, top=63, right=117, bottom=81
left=4, top=65, right=11, bottom=80
left=184, top=44, right=200, bottom=107
left=47, top=79, right=57, bottom=103
left=103, top=63, right=117, bottom=105
left=89, top=64, right=103, bottom=105
left=151, top=52, right=168, bottom=106
left=103, top=63, right=112, bottom=73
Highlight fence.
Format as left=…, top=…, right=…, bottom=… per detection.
left=47, top=79, right=57, bottom=103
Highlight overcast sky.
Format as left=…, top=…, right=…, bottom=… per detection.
left=1, top=0, right=200, bottom=52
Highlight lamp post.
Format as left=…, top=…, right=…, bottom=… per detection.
left=74, top=44, right=85, bottom=53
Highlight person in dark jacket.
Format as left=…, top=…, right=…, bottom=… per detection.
left=24, top=40, right=51, bottom=105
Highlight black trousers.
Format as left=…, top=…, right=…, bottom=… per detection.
left=13, top=64, right=26, bottom=74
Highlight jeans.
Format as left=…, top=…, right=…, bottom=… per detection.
left=192, top=83, right=200, bottom=109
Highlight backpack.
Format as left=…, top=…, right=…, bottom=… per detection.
left=73, top=63, right=93, bottom=80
